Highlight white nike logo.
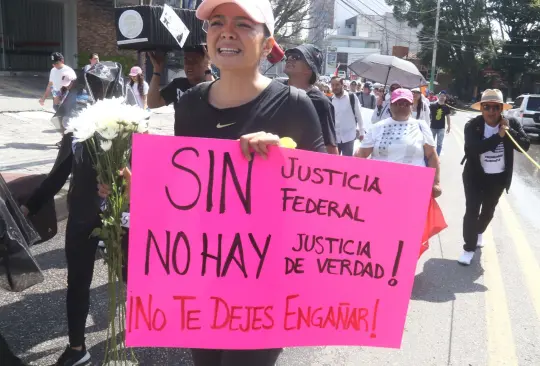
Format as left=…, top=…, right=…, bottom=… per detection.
left=216, top=122, right=236, bottom=128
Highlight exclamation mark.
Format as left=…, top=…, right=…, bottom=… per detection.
left=370, top=298, right=380, bottom=338
left=388, top=240, right=404, bottom=287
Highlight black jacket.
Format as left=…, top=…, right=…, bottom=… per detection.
left=25, top=134, right=101, bottom=223
left=462, top=115, right=530, bottom=192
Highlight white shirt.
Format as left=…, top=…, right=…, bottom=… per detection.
left=49, top=65, right=77, bottom=92
left=481, top=123, right=505, bottom=173
left=332, top=91, right=363, bottom=143
left=130, top=81, right=149, bottom=109
left=361, top=117, right=436, bottom=167
left=411, top=98, right=431, bottom=125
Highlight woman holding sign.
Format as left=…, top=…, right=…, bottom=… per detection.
left=99, top=0, right=326, bottom=364
left=184, top=1, right=324, bottom=364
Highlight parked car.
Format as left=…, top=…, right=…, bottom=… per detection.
left=504, top=94, right=540, bottom=134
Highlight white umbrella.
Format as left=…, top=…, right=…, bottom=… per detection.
left=349, top=54, right=427, bottom=88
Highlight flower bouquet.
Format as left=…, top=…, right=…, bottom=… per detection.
left=66, top=98, right=149, bottom=364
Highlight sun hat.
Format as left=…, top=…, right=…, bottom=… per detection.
left=391, top=88, right=413, bottom=104
left=196, top=0, right=275, bottom=36
left=471, top=89, right=513, bottom=111
left=129, top=66, right=143, bottom=76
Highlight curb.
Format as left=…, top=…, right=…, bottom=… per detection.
left=2, top=172, right=69, bottom=222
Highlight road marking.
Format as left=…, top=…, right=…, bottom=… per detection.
left=482, top=227, right=519, bottom=366
left=500, top=193, right=540, bottom=322
left=451, top=130, right=519, bottom=365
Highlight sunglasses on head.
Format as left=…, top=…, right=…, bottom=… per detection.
left=482, top=104, right=501, bottom=112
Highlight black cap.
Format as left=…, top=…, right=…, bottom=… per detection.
left=364, top=82, right=372, bottom=90
left=286, top=44, right=323, bottom=77
left=51, top=52, right=64, bottom=63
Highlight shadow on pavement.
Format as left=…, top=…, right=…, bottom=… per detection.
left=0, top=284, right=109, bottom=364
left=0, top=143, right=57, bottom=151
left=411, top=251, right=487, bottom=303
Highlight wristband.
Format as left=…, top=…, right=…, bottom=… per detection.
left=153, top=72, right=161, bottom=76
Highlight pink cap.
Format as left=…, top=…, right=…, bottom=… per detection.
left=391, top=88, right=413, bottom=104
left=129, top=66, right=142, bottom=76
left=196, top=0, right=275, bottom=36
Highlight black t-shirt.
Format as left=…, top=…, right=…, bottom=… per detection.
left=306, top=88, right=337, bottom=147
left=160, top=77, right=193, bottom=118
left=277, top=80, right=336, bottom=148
left=174, top=80, right=326, bottom=153
left=429, top=103, right=451, bottom=129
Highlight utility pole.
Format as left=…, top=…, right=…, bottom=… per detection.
left=429, top=0, right=441, bottom=91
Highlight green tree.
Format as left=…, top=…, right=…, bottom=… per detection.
left=386, top=0, right=492, bottom=99
left=487, top=0, right=540, bottom=97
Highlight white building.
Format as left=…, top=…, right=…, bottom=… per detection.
left=324, top=35, right=380, bottom=77
left=308, top=0, right=421, bottom=74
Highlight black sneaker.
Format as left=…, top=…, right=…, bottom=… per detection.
left=55, top=345, right=91, bottom=366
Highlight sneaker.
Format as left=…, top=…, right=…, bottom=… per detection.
left=55, top=345, right=90, bottom=366
left=477, top=234, right=484, bottom=248
left=458, top=251, right=475, bottom=266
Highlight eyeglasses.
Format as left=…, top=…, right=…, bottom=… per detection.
left=202, top=20, right=209, bottom=33
left=482, top=104, right=501, bottom=112
left=286, top=54, right=302, bottom=61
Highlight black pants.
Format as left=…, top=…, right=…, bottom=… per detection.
left=338, top=140, right=355, bottom=156
left=65, top=216, right=100, bottom=347
left=463, top=172, right=506, bottom=252
left=191, top=348, right=283, bottom=366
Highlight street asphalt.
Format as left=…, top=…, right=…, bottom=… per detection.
left=1, top=76, right=540, bottom=365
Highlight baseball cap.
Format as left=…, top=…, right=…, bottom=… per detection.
left=285, top=44, right=323, bottom=76
left=51, top=52, right=64, bottom=63
left=391, top=88, right=413, bottom=104
left=129, top=66, right=143, bottom=76
left=196, top=0, right=275, bottom=36
left=411, top=87, right=421, bottom=93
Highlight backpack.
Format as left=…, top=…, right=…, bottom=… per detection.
left=349, top=93, right=356, bottom=118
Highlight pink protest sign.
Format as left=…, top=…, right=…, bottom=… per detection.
left=126, top=134, right=434, bottom=349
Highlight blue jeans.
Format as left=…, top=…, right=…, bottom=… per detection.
left=431, top=128, right=445, bottom=156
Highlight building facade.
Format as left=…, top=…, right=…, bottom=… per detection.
left=324, top=34, right=380, bottom=77
left=0, top=0, right=200, bottom=72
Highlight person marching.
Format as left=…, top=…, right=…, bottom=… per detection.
left=411, top=87, right=430, bottom=125
left=429, top=91, right=451, bottom=156
left=458, top=89, right=530, bottom=265
left=359, top=82, right=376, bottom=109
left=102, top=0, right=326, bottom=364
left=128, top=66, right=150, bottom=110
left=330, top=76, right=364, bottom=156
left=284, top=44, right=338, bottom=154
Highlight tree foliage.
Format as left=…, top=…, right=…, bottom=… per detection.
left=272, top=0, right=332, bottom=45
left=387, top=0, right=540, bottom=98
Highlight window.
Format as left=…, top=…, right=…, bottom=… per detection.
left=331, top=39, right=348, bottom=47
left=526, top=96, right=540, bottom=111
left=513, top=97, right=524, bottom=109
left=349, top=40, right=366, bottom=48
left=367, top=42, right=379, bottom=49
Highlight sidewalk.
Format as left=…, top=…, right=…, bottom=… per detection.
left=0, top=75, right=175, bottom=220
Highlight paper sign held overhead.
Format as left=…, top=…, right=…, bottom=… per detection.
left=126, top=135, right=435, bottom=350
left=160, top=4, right=190, bottom=48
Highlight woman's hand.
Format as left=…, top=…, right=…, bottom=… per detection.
left=239, top=132, right=280, bottom=161
left=432, top=183, right=442, bottom=198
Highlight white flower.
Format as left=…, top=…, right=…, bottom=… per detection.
left=99, top=126, right=119, bottom=140
left=100, top=140, right=113, bottom=151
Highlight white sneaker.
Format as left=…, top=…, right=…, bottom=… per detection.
left=476, top=234, right=484, bottom=248
left=458, top=251, right=475, bottom=265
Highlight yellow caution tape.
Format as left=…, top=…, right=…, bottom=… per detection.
left=506, top=132, right=540, bottom=170
left=447, top=105, right=539, bottom=170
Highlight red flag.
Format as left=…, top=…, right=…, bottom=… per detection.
left=419, top=198, right=447, bottom=257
